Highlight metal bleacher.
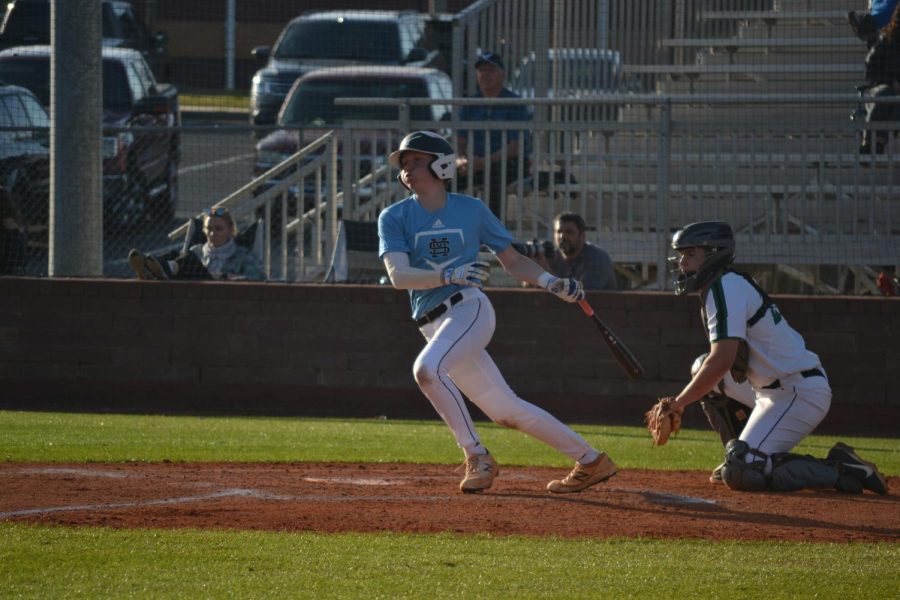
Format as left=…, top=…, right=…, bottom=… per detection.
left=234, top=0, right=896, bottom=294
left=593, top=0, right=898, bottom=292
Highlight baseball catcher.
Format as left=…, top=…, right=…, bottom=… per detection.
left=653, top=220, right=888, bottom=495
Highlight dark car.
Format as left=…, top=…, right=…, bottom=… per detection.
left=0, top=45, right=181, bottom=223
left=0, top=0, right=168, bottom=76
left=254, top=65, right=452, bottom=197
left=250, top=10, right=441, bottom=128
left=0, top=82, right=48, bottom=243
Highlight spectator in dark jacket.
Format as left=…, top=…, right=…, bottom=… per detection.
left=860, top=3, right=900, bottom=154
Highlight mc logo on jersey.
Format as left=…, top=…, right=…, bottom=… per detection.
left=414, top=226, right=465, bottom=271
left=430, top=237, right=450, bottom=258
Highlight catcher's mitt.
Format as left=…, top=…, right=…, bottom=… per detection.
left=644, top=397, right=683, bottom=446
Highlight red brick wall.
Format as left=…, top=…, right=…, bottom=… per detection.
left=1, top=277, right=897, bottom=434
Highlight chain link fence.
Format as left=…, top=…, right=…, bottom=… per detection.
left=0, top=0, right=896, bottom=294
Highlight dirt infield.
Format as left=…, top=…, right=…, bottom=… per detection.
left=2, top=462, right=897, bottom=542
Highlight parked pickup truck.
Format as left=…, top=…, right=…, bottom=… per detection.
left=0, top=45, right=181, bottom=225
left=249, top=10, right=443, bottom=129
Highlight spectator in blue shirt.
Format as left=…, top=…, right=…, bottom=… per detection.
left=849, top=0, right=900, bottom=46
left=456, top=51, right=532, bottom=219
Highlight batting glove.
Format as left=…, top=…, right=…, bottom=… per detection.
left=442, top=261, right=490, bottom=288
left=546, top=276, right=584, bottom=303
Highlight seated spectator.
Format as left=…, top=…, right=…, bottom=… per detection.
left=456, top=51, right=532, bottom=219
left=536, top=212, right=617, bottom=290
left=0, top=186, right=26, bottom=275
left=129, top=206, right=264, bottom=281
left=848, top=0, right=899, bottom=46
left=859, top=3, right=900, bottom=154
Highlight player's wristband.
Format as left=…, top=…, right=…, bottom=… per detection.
left=537, top=272, right=555, bottom=289
left=441, top=267, right=453, bottom=286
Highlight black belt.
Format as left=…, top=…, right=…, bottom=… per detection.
left=416, top=292, right=464, bottom=327
left=762, top=368, right=825, bottom=390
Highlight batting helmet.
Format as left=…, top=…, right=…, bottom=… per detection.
left=669, top=221, right=735, bottom=295
left=389, top=131, right=456, bottom=187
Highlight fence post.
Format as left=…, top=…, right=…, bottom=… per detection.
left=326, top=135, right=339, bottom=270
left=50, top=0, right=102, bottom=277
left=534, top=0, right=550, bottom=115
left=451, top=16, right=466, bottom=99
left=655, top=99, right=672, bottom=290
left=598, top=0, right=609, bottom=49
left=342, top=122, right=354, bottom=218
left=672, top=0, right=686, bottom=65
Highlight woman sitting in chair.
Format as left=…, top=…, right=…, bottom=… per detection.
left=129, top=206, right=264, bottom=281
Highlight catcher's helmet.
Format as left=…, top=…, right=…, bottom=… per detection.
left=669, top=221, right=735, bottom=295
left=389, top=130, right=456, bottom=187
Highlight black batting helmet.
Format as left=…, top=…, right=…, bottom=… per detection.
left=669, top=221, right=735, bottom=295
left=389, top=131, right=456, bottom=188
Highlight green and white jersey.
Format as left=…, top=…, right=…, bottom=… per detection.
left=703, top=271, right=821, bottom=389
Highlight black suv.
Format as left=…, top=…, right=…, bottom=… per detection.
left=0, top=82, right=49, bottom=244
left=0, top=0, right=168, bottom=76
left=0, top=45, right=181, bottom=224
left=250, top=10, right=441, bottom=128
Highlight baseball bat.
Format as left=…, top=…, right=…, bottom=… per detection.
left=577, top=299, right=644, bottom=380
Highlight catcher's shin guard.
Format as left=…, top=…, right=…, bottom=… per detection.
left=721, top=440, right=768, bottom=492
left=700, top=394, right=752, bottom=447
left=768, top=453, right=840, bottom=492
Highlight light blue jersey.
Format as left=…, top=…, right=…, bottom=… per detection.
left=378, top=192, right=513, bottom=321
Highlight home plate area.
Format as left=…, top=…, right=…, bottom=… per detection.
left=1, top=462, right=896, bottom=542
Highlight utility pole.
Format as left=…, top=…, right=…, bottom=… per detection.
left=50, top=0, right=102, bottom=276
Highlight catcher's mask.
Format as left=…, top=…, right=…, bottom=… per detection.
left=389, top=130, right=456, bottom=190
left=669, top=221, right=735, bottom=295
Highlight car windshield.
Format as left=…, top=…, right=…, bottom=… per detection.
left=0, top=2, right=116, bottom=41
left=0, top=57, right=132, bottom=110
left=274, top=20, right=402, bottom=63
left=279, top=78, right=431, bottom=126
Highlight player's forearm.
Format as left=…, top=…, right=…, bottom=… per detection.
left=674, top=353, right=731, bottom=409
left=384, top=261, right=443, bottom=290
left=497, top=246, right=548, bottom=286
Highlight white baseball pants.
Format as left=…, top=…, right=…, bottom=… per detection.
left=740, top=370, right=832, bottom=470
left=414, top=287, right=594, bottom=461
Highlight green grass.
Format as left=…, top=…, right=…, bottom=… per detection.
left=1, top=411, right=897, bottom=474
left=1, top=410, right=898, bottom=598
left=1, top=525, right=897, bottom=599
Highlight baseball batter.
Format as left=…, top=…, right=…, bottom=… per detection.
left=666, top=221, right=887, bottom=494
left=378, top=130, right=618, bottom=494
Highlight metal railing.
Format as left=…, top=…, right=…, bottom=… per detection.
left=167, top=130, right=339, bottom=282
left=319, top=93, right=900, bottom=293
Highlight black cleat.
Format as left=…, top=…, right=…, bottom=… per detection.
left=828, top=442, right=888, bottom=495
left=709, top=462, right=725, bottom=483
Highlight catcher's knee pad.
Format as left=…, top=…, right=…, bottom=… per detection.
left=721, top=439, right=768, bottom=492
left=700, top=395, right=752, bottom=447
left=768, top=453, right=840, bottom=492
